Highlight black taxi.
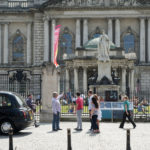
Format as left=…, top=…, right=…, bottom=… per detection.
left=0, top=91, right=34, bottom=134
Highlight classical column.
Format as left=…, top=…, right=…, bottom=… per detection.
left=57, top=71, right=60, bottom=94
left=74, top=67, right=79, bottom=93
left=108, top=18, right=113, bottom=41
left=115, top=18, right=120, bottom=47
left=66, top=68, right=70, bottom=92
left=130, top=69, right=134, bottom=95
left=140, top=18, right=145, bottom=63
left=148, top=18, right=150, bottom=62
left=121, top=67, right=126, bottom=94
left=0, top=24, right=1, bottom=64
left=128, top=70, right=131, bottom=92
left=4, top=23, right=9, bottom=64
left=44, top=17, right=49, bottom=62
left=75, top=19, right=81, bottom=48
left=83, top=19, right=88, bottom=45
left=83, top=67, right=87, bottom=94
left=51, top=19, right=56, bottom=63
left=27, top=23, right=32, bottom=64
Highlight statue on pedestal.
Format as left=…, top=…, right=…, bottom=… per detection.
left=97, top=30, right=111, bottom=62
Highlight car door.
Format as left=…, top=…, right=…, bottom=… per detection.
left=0, top=94, right=13, bottom=120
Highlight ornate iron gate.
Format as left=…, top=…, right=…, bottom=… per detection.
left=0, top=70, right=42, bottom=100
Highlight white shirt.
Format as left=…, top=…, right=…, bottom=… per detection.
left=72, top=97, right=76, bottom=102
left=88, top=95, right=93, bottom=111
left=52, top=94, right=63, bottom=114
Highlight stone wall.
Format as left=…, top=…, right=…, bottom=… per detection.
left=33, top=13, right=44, bottom=65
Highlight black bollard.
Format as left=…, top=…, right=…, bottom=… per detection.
left=126, top=129, right=131, bottom=150
left=67, top=128, right=72, bottom=150
left=9, top=128, right=13, bottom=150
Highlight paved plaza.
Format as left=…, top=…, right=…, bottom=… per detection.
left=0, top=122, right=150, bottom=150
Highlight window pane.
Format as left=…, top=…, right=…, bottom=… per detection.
left=13, top=36, right=24, bottom=62
left=58, top=33, right=73, bottom=64
left=123, top=34, right=135, bottom=53
left=0, top=95, right=11, bottom=107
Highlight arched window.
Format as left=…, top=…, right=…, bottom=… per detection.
left=121, top=27, right=138, bottom=54
left=9, top=29, right=26, bottom=64
left=13, top=35, right=24, bottom=62
left=123, top=33, right=135, bottom=53
left=58, top=27, right=74, bottom=65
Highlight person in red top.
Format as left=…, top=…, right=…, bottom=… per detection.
left=74, top=92, right=83, bottom=131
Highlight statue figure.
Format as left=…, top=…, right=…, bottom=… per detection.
left=97, top=30, right=111, bottom=62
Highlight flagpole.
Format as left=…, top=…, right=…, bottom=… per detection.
left=52, top=22, right=55, bottom=64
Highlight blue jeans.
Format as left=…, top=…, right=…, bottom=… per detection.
left=52, top=112, right=60, bottom=130
left=92, top=115, right=98, bottom=130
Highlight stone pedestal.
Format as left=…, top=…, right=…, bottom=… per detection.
left=97, top=61, right=112, bottom=82
left=89, top=84, right=120, bottom=100
left=40, top=64, right=59, bottom=123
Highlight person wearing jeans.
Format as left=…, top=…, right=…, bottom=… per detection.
left=119, top=96, right=136, bottom=129
left=74, top=92, right=83, bottom=131
left=52, top=92, right=63, bottom=131
left=91, top=97, right=100, bottom=133
left=88, top=90, right=93, bottom=130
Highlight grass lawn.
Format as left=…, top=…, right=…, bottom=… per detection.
left=61, top=105, right=89, bottom=113
left=61, top=105, right=150, bottom=114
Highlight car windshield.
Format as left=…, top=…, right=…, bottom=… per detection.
left=14, top=93, right=27, bottom=107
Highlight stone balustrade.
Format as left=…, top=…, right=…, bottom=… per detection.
left=8, top=0, right=33, bottom=8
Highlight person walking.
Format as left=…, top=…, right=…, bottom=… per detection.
left=119, top=96, right=136, bottom=129
left=74, top=92, right=83, bottom=131
left=93, top=94, right=101, bottom=133
left=91, top=97, right=100, bottom=133
left=88, top=90, right=93, bottom=130
left=52, top=92, right=63, bottom=131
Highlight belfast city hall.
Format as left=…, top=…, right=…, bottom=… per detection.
left=0, top=0, right=150, bottom=120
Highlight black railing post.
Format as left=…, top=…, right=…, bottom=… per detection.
left=67, top=128, right=72, bottom=150
left=9, top=128, right=13, bottom=150
left=126, top=129, right=131, bottom=150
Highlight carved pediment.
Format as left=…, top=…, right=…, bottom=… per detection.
left=40, top=0, right=150, bottom=8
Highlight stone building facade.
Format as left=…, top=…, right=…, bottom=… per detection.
left=0, top=0, right=150, bottom=121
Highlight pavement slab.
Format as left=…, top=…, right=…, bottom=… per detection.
left=0, top=122, right=150, bottom=150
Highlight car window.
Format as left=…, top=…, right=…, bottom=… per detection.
left=0, top=95, right=12, bottom=107
left=14, top=94, right=27, bottom=107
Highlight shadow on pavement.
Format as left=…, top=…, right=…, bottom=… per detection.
left=14, top=131, right=32, bottom=138
left=0, top=131, right=32, bottom=139
left=47, top=131, right=59, bottom=134
left=72, top=131, right=82, bottom=133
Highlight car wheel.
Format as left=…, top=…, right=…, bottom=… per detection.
left=0, top=121, right=15, bottom=134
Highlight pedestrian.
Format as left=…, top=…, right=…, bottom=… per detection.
left=93, top=94, right=101, bottom=133
left=52, top=92, right=63, bottom=131
left=26, top=94, right=36, bottom=112
left=88, top=90, right=93, bottom=130
left=66, top=89, right=72, bottom=105
left=119, top=96, right=136, bottom=129
left=74, top=92, right=83, bottom=131
left=91, top=97, right=100, bottom=133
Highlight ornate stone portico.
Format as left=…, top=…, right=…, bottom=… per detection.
left=63, top=41, right=136, bottom=96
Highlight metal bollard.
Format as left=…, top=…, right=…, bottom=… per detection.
left=67, top=128, right=72, bottom=150
left=9, top=128, right=13, bottom=150
left=126, top=129, right=131, bottom=150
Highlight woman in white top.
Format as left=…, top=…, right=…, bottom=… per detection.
left=91, top=95, right=100, bottom=133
